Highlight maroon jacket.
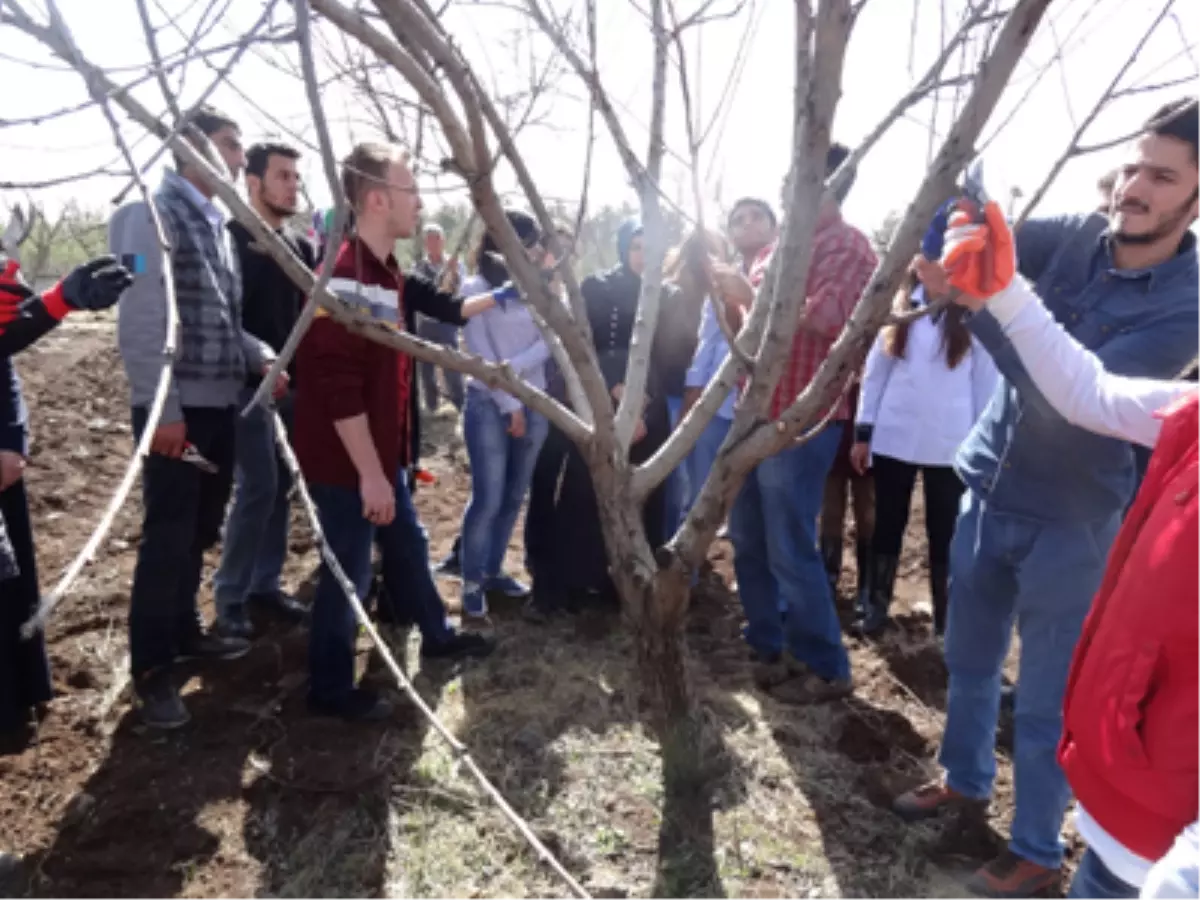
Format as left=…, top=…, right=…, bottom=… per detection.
left=293, top=237, right=465, bottom=489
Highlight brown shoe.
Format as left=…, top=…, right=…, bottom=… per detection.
left=965, top=850, right=1059, bottom=898
left=771, top=674, right=853, bottom=704
left=892, top=779, right=985, bottom=822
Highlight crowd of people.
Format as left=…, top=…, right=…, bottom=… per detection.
left=0, top=92, right=1196, bottom=899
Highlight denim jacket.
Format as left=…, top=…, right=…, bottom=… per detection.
left=957, top=213, right=1198, bottom=523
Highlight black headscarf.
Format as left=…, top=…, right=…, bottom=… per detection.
left=478, top=209, right=541, bottom=289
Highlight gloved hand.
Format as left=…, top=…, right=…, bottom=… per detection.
left=46, top=255, right=134, bottom=317
left=1137, top=830, right=1200, bottom=897
left=492, top=281, right=521, bottom=311
left=941, top=200, right=1015, bottom=302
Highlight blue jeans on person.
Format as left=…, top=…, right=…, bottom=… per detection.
left=939, top=492, right=1122, bottom=871
left=416, top=317, right=464, bottom=412
left=662, top=396, right=691, bottom=535
left=309, top=470, right=457, bottom=702
left=375, top=471, right=455, bottom=645
left=307, top=481, right=374, bottom=704
left=460, top=389, right=549, bottom=612
left=212, top=389, right=292, bottom=617
left=1067, top=849, right=1138, bottom=899
left=685, top=413, right=732, bottom=511
left=729, top=424, right=847, bottom=680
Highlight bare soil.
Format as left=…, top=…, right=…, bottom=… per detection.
left=0, top=321, right=1076, bottom=898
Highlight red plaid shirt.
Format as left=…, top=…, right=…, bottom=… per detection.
left=748, top=207, right=877, bottom=420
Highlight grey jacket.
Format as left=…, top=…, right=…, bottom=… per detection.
left=109, top=170, right=272, bottom=423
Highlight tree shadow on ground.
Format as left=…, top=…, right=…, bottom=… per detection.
left=19, top=604, right=457, bottom=899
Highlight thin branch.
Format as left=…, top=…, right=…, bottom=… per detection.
left=1016, top=0, right=1176, bottom=229
left=244, top=0, right=351, bottom=416
left=22, top=0, right=179, bottom=636
left=134, top=0, right=183, bottom=123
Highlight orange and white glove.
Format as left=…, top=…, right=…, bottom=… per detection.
left=941, top=199, right=1016, bottom=302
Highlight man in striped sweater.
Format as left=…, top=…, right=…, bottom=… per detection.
left=294, top=142, right=511, bottom=721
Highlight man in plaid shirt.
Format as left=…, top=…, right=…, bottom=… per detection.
left=729, top=144, right=877, bottom=703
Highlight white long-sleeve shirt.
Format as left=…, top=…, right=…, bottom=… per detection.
left=856, top=289, right=998, bottom=467
left=985, top=276, right=1192, bottom=449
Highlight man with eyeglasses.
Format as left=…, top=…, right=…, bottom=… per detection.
left=293, top=142, right=508, bottom=721
left=109, top=105, right=287, bottom=729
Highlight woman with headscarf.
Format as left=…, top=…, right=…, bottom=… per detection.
left=523, top=218, right=671, bottom=619
left=455, top=210, right=552, bottom=621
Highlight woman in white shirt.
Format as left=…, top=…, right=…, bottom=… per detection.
left=849, top=281, right=998, bottom=636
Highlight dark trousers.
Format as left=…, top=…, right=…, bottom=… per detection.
left=0, top=480, right=52, bottom=731
left=310, top=472, right=453, bottom=703
left=820, top=469, right=875, bottom=543
left=128, top=406, right=236, bottom=679
left=871, top=454, right=964, bottom=564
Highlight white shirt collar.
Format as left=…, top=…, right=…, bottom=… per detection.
left=168, top=170, right=225, bottom=234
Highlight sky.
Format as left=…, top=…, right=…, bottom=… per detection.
left=0, top=0, right=1196, bottom=234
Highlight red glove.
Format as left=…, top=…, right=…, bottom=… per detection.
left=942, top=200, right=1016, bottom=300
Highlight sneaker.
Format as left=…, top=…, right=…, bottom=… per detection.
left=214, top=606, right=255, bottom=641
left=177, top=631, right=251, bottom=663
left=484, top=574, right=530, bottom=599
left=307, top=688, right=393, bottom=722
left=248, top=590, right=309, bottom=623
left=421, top=630, right=495, bottom=662
left=893, top=779, right=986, bottom=822
left=771, top=674, right=853, bottom=704
left=135, top=674, right=190, bottom=729
left=965, top=850, right=1059, bottom=898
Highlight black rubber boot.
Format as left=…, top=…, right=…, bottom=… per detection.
left=820, top=535, right=843, bottom=597
left=853, top=555, right=898, bottom=637
left=930, top=562, right=950, bottom=636
left=854, top=538, right=872, bottom=602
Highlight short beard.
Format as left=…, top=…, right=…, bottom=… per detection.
left=1113, top=195, right=1196, bottom=246
left=263, top=199, right=297, bottom=221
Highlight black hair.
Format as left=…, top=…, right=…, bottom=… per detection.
left=475, top=209, right=541, bottom=288
left=826, top=142, right=855, bottom=204
left=246, top=142, right=300, bottom=179
left=727, top=197, right=777, bottom=230
left=175, top=104, right=239, bottom=170
left=1144, top=98, right=1199, bottom=165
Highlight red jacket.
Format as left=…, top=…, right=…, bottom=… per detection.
left=1058, top=390, right=1198, bottom=860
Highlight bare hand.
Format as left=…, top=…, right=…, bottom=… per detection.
left=150, top=421, right=187, bottom=459
left=0, top=450, right=25, bottom=491
left=706, top=260, right=755, bottom=310
left=507, top=408, right=527, bottom=439
left=360, top=472, right=396, bottom=526
left=633, top=417, right=648, bottom=444
left=270, top=369, right=290, bottom=401
left=849, top=441, right=871, bottom=475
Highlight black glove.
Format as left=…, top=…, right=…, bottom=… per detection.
left=57, top=255, right=134, bottom=312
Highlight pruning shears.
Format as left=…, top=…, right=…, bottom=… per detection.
left=957, top=158, right=998, bottom=295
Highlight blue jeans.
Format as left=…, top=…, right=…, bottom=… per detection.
left=940, top=492, right=1121, bottom=870
left=375, top=472, right=454, bottom=645
left=685, top=413, right=732, bottom=511
left=416, top=317, right=464, bottom=412
left=1067, top=849, right=1138, bottom=899
left=460, top=389, right=548, bottom=607
left=729, top=425, right=848, bottom=680
left=212, top=390, right=292, bottom=616
left=308, top=482, right=374, bottom=704
left=663, top=396, right=691, bottom=535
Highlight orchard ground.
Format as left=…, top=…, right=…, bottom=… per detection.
left=0, top=318, right=1076, bottom=898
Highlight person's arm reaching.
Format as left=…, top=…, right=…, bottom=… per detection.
left=404, top=272, right=518, bottom=325
left=930, top=201, right=1191, bottom=450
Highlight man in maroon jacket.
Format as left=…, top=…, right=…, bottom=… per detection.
left=294, top=143, right=512, bottom=720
